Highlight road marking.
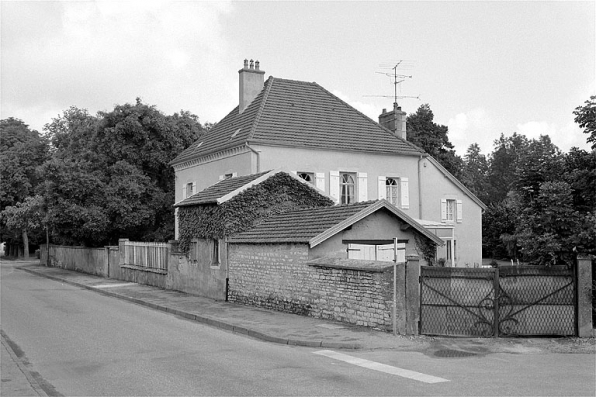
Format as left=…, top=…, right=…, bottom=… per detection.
left=93, top=283, right=136, bottom=289
left=314, top=350, right=449, bottom=384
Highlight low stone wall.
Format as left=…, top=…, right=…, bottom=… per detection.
left=227, top=243, right=396, bottom=330
left=119, top=264, right=166, bottom=289
left=40, top=244, right=108, bottom=277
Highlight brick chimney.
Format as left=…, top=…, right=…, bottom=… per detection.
left=238, top=59, right=265, bottom=114
left=379, top=102, right=407, bottom=140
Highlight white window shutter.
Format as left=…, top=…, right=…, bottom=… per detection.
left=329, top=171, right=340, bottom=204
left=456, top=200, right=463, bottom=223
left=191, top=182, right=196, bottom=195
left=232, top=172, right=238, bottom=177
left=378, top=176, right=386, bottom=200
left=400, top=177, right=409, bottom=209
left=315, top=172, right=325, bottom=191
left=182, top=185, right=187, bottom=200
left=357, top=172, right=367, bottom=202
left=441, top=199, right=447, bottom=222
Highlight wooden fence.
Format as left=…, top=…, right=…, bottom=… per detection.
left=122, top=241, right=169, bottom=271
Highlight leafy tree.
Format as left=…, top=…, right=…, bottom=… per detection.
left=573, top=95, right=596, bottom=149
left=41, top=100, right=203, bottom=246
left=482, top=197, right=518, bottom=259
left=0, top=118, right=49, bottom=255
left=461, top=143, right=490, bottom=204
left=485, top=133, right=528, bottom=205
left=0, top=195, right=45, bottom=258
left=516, top=181, right=594, bottom=265
left=406, top=104, right=464, bottom=179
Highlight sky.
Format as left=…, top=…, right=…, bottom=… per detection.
left=2, top=1, right=594, bottom=156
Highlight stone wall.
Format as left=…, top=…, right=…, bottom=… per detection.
left=227, top=243, right=395, bottom=329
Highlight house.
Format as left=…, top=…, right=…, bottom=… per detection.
left=171, top=59, right=486, bottom=266
left=173, top=169, right=443, bottom=328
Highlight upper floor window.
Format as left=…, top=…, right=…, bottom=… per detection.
left=340, top=173, right=355, bottom=204
left=441, top=199, right=462, bottom=223
left=298, top=172, right=314, bottom=184
left=185, top=182, right=196, bottom=198
left=386, top=178, right=400, bottom=207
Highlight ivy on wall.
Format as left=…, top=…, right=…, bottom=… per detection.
left=178, top=172, right=334, bottom=252
left=414, top=232, right=437, bottom=265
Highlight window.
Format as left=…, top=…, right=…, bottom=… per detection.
left=441, top=199, right=463, bottom=223
left=186, top=182, right=194, bottom=198
left=446, top=199, right=455, bottom=221
left=298, top=172, right=314, bottom=184
left=340, top=173, right=355, bottom=204
left=211, top=239, right=220, bottom=266
left=224, top=173, right=234, bottom=180
left=386, top=178, right=400, bottom=207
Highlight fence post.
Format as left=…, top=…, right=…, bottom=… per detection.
left=493, top=267, right=500, bottom=338
left=576, top=254, right=594, bottom=338
left=118, top=239, right=129, bottom=266
left=405, top=255, right=420, bottom=335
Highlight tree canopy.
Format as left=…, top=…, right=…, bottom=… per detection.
left=573, top=95, right=596, bottom=150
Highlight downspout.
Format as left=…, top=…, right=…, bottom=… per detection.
left=225, top=236, right=229, bottom=302
left=418, top=155, right=424, bottom=219
left=246, top=143, right=261, bottom=173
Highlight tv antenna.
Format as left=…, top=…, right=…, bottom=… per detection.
left=364, top=60, right=420, bottom=104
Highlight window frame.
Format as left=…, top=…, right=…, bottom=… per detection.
left=385, top=177, right=400, bottom=207
left=297, top=172, right=315, bottom=184
left=339, top=172, right=356, bottom=204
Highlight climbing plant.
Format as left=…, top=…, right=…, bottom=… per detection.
left=177, top=173, right=334, bottom=252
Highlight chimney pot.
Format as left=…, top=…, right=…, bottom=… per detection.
left=238, top=59, right=265, bottom=114
left=255, top=60, right=260, bottom=70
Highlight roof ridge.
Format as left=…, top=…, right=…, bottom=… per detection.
left=247, top=76, right=275, bottom=141
left=312, top=82, right=424, bottom=154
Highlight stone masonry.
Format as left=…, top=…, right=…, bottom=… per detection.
left=227, top=243, right=394, bottom=329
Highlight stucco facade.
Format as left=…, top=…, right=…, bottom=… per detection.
left=171, top=62, right=486, bottom=266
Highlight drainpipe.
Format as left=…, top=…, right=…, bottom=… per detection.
left=418, top=155, right=424, bottom=219
left=225, top=236, right=229, bottom=302
left=246, top=144, right=261, bottom=173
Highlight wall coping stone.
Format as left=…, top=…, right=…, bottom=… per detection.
left=307, top=257, right=393, bottom=273
left=120, top=264, right=168, bottom=275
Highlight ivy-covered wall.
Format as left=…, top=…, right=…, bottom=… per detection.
left=177, top=172, right=334, bottom=252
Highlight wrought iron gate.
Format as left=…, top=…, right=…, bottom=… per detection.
left=419, top=266, right=576, bottom=337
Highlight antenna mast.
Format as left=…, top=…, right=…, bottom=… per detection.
left=364, top=60, right=420, bottom=104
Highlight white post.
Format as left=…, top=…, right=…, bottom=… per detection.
left=393, top=237, right=397, bottom=336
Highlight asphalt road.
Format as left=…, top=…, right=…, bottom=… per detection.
left=1, top=260, right=594, bottom=396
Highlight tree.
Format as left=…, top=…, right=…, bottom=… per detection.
left=573, top=95, right=596, bottom=149
left=461, top=143, right=490, bottom=204
left=406, top=104, right=464, bottom=179
left=0, top=118, right=49, bottom=255
left=0, top=196, right=45, bottom=258
left=41, top=100, right=203, bottom=246
left=485, top=133, right=528, bottom=205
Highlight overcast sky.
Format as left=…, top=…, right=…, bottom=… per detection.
left=2, top=1, right=594, bottom=155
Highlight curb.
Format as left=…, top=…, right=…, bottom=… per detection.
left=19, top=267, right=360, bottom=350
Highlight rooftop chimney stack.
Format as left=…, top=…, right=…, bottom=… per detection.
left=378, top=102, right=407, bottom=140
left=239, top=59, right=265, bottom=114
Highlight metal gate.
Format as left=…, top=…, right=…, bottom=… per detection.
left=419, top=266, right=576, bottom=337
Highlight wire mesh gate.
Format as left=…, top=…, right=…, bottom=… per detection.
left=419, top=266, right=576, bottom=337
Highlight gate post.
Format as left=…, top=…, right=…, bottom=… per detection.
left=493, top=267, right=500, bottom=338
left=576, top=254, right=594, bottom=337
left=405, top=255, right=420, bottom=335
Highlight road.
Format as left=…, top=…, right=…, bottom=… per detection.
left=1, top=259, right=594, bottom=396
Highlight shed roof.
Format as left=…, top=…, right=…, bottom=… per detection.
left=171, top=77, right=424, bottom=167
left=228, top=199, right=444, bottom=247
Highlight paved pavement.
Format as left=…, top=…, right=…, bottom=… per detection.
left=7, top=260, right=596, bottom=353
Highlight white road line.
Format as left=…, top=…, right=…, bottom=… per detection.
left=314, top=350, right=449, bottom=384
left=92, top=283, right=136, bottom=289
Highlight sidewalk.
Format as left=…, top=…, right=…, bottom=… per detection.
left=15, top=262, right=596, bottom=354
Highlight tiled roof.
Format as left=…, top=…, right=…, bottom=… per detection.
left=228, top=199, right=445, bottom=246
left=171, top=77, right=424, bottom=166
left=174, top=171, right=270, bottom=207
left=228, top=201, right=373, bottom=244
